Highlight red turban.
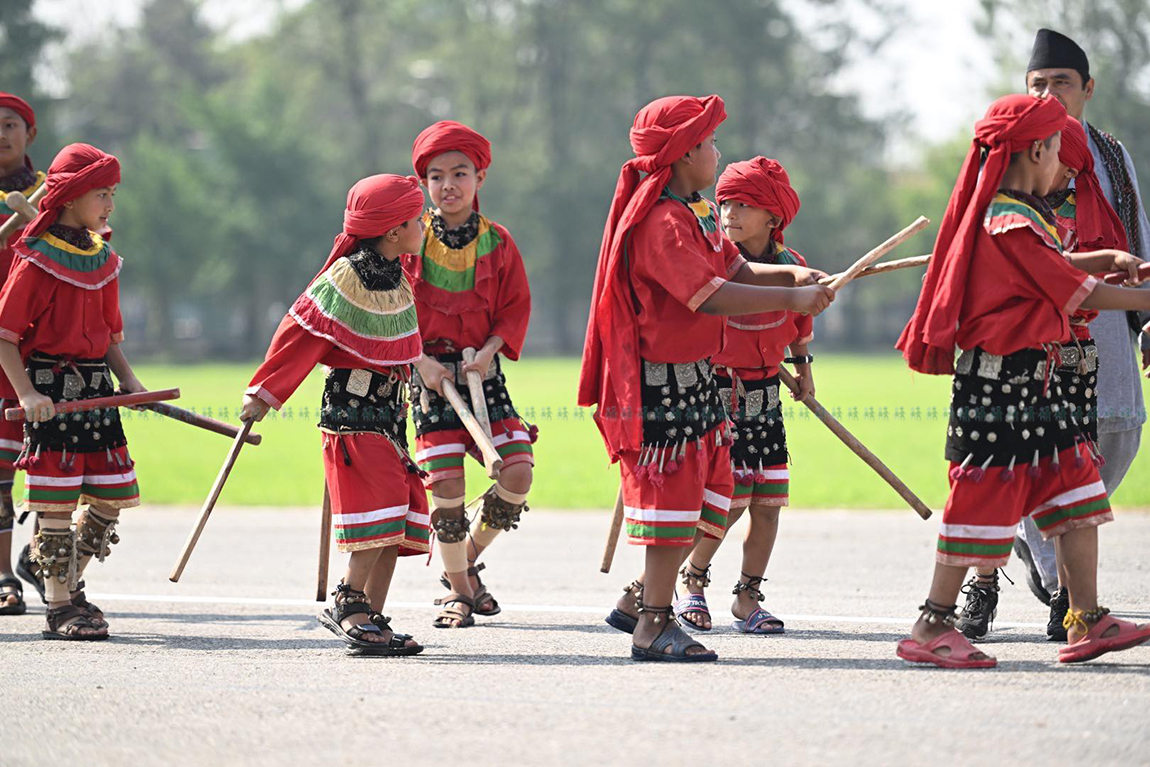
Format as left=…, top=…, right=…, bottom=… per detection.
left=715, top=156, right=800, bottom=244
left=897, top=95, right=1067, bottom=375
left=311, top=173, right=425, bottom=280
left=411, top=121, right=492, bottom=211
left=1059, top=117, right=1128, bottom=252
left=24, top=143, right=120, bottom=240
left=578, top=94, right=727, bottom=458
left=0, top=92, right=35, bottom=129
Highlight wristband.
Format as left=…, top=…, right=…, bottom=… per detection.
left=784, top=354, right=814, bottom=365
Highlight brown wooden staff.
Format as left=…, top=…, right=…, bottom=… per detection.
left=778, top=364, right=931, bottom=520
left=1102, top=261, right=1150, bottom=285
left=827, top=216, right=930, bottom=292
left=0, top=187, right=47, bottom=242
left=140, top=401, right=262, bottom=445
left=169, top=419, right=255, bottom=582
left=825, top=254, right=930, bottom=283
left=4, top=388, right=181, bottom=421
left=316, top=484, right=332, bottom=602
left=599, top=487, right=626, bottom=574
left=461, top=347, right=493, bottom=439
left=442, top=379, right=503, bottom=478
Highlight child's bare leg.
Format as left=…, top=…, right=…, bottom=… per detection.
left=431, top=477, right=475, bottom=627
left=616, top=529, right=707, bottom=618
left=465, top=463, right=531, bottom=605
left=337, top=547, right=386, bottom=642
left=0, top=468, right=17, bottom=610
left=1057, top=526, right=1102, bottom=643
left=633, top=545, right=713, bottom=657
left=364, top=545, right=419, bottom=648
left=732, top=504, right=780, bottom=621
left=674, top=511, right=741, bottom=630
left=35, top=512, right=105, bottom=639
left=910, top=562, right=993, bottom=660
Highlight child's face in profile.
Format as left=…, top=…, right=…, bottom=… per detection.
left=63, top=185, right=116, bottom=233
left=1049, top=160, right=1079, bottom=194
left=424, top=151, right=485, bottom=219
left=685, top=133, right=721, bottom=192
left=397, top=214, right=426, bottom=254
left=1035, top=132, right=1064, bottom=196
left=720, top=200, right=776, bottom=245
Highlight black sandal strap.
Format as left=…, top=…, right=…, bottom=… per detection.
left=679, top=563, right=711, bottom=588
left=46, top=604, right=101, bottom=634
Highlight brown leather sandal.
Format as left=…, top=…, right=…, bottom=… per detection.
left=432, top=593, right=476, bottom=629
left=43, top=603, right=109, bottom=641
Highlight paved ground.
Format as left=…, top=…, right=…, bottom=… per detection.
left=4, top=506, right=1150, bottom=766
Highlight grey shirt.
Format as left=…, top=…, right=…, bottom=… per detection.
left=1083, top=118, right=1149, bottom=433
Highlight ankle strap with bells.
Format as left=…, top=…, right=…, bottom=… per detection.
left=1063, top=606, right=1109, bottom=634
left=637, top=602, right=675, bottom=626
left=918, top=598, right=957, bottom=626
left=679, top=563, right=711, bottom=589
left=732, top=572, right=765, bottom=602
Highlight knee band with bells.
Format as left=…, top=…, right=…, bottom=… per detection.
left=32, top=518, right=78, bottom=597
left=77, top=507, right=121, bottom=563
left=479, top=483, right=529, bottom=532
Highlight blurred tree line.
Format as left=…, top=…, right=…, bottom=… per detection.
left=4, top=0, right=1149, bottom=360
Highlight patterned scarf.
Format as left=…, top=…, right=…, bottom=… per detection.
left=1087, top=122, right=1144, bottom=333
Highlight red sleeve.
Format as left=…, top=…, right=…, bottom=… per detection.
left=721, top=236, right=746, bottom=278
left=245, top=315, right=332, bottom=409
left=104, top=278, right=124, bottom=343
left=489, top=230, right=532, bottom=361
left=1000, top=230, right=1096, bottom=315
left=0, top=258, right=53, bottom=346
left=633, top=208, right=727, bottom=312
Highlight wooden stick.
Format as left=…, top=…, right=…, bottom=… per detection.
left=461, top=347, right=493, bottom=440
left=1102, top=261, right=1150, bottom=285
left=140, top=401, right=262, bottom=445
left=441, top=379, right=503, bottom=478
left=169, top=419, right=255, bottom=582
left=0, top=186, right=48, bottom=242
left=4, top=388, right=180, bottom=421
left=827, top=216, right=930, bottom=292
left=826, top=254, right=930, bottom=283
left=777, top=365, right=932, bottom=520
left=316, top=484, right=332, bottom=602
left=599, top=487, right=626, bottom=574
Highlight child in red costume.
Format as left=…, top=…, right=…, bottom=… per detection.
left=672, top=156, right=826, bottom=635
left=242, top=173, right=450, bottom=656
left=404, top=121, right=534, bottom=629
left=580, top=95, right=833, bottom=662
left=896, top=94, right=1150, bottom=668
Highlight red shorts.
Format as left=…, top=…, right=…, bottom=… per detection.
left=938, top=444, right=1111, bottom=568
left=731, top=464, right=788, bottom=509
left=0, top=403, right=22, bottom=472
left=414, top=417, right=534, bottom=486
left=620, top=425, right=734, bottom=547
left=24, top=444, right=140, bottom=514
left=323, top=432, right=430, bottom=555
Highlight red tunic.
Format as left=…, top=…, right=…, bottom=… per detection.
left=955, top=195, right=1094, bottom=356
left=403, top=215, right=531, bottom=360
left=246, top=315, right=405, bottom=410
left=628, top=198, right=745, bottom=363
left=712, top=245, right=813, bottom=379
left=0, top=240, right=124, bottom=361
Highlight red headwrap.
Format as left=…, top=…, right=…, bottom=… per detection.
left=0, top=92, right=35, bottom=129
left=896, top=94, right=1067, bottom=375
left=411, top=121, right=492, bottom=211
left=715, top=156, right=800, bottom=244
left=24, top=143, right=120, bottom=240
left=1059, top=117, right=1128, bottom=252
left=311, top=174, right=425, bottom=281
left=577, top=94, right=727, bottom=458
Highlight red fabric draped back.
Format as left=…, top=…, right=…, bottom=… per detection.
left=896, top=95, right=1067, bottom=375
left=715, top=156, right=800, bottom=244
left=1059, top=117, right=1128, bottom=251
left=578, top=94, right=727, bottom=459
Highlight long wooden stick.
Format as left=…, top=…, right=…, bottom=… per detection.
left=599, top=487, right=626, bottom=574
left=1102, top=261, right=1150, bottom=285
left=441, top=379, right=503, bottom=478
left=827, top=216, right=930, bottom=292
left=140, top=401, right=262, bottom=445
left=462, top=347, right=493, bottom=440
left=0, top=186, right=47, bottom=242
left=169, top=420, right=255, bottom=582
left=4, top=388, right=180, bottom=421
left=778, top=365, right=931, bottom=520
left=826, top=254, right=930, bottom=283
left=316, top=484, right=332, bottom=602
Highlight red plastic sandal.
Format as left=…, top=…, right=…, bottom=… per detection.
left=897, top=628, right=997, bottom=669
left=1059, top=609, right=1150, bottom=664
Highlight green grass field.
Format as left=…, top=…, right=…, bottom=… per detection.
left=26, top=356, right=1150, bottom=510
